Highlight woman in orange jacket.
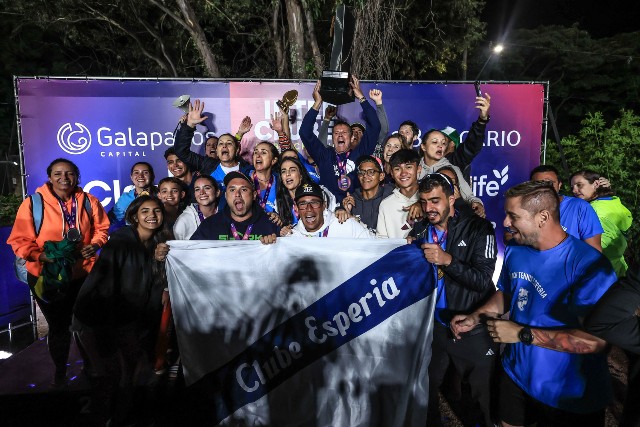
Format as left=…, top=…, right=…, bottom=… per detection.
left=7, top=158, right=110, bottom=385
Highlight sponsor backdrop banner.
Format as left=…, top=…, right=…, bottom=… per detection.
left=166, top=238, right=436, bottom=426
left=16, top=78, right=544, bottom=268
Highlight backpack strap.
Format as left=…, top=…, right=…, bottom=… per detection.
left=83, top=192, right=93, bottom=222
left=31, top=192, right=44, bottom=237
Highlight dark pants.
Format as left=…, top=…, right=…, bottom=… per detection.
left=27, top=272, right=84, bottom=376
left=427, top=322, right=498, bottom=427
left=499, top=368, right=605, bottom=427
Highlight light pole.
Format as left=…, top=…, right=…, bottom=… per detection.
left=475, top=43, right=504, bottom=80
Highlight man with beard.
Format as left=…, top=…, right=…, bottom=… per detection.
left=299, top=77, right=381, bottom=204
left=190, top=171, right=278, bottom=243
left=285, top=182, right=374, bottom=238
left=451, top=181, right=616, bottom=427
left=409, top=173, right=498, bottom=427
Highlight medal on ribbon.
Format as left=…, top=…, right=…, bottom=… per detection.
left=337, top=174, right=351, bottom=191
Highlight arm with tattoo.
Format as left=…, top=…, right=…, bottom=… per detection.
left=531, top=328, right=606, bottom=353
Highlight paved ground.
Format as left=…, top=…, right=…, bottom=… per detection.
left=1, top=311, right=631, bottom=426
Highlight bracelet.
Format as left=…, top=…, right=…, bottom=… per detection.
left=358, top=97, right=366, bottom=103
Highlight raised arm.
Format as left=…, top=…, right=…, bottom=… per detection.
left=351, top=84, right=382, bottom=157
left=317, top=105, right=337, bottom=147
left=174, top=100, right=219, bottom=173
left=447, top=93, right=491, bottom=170
left=299, top=81, right=333, bottom=164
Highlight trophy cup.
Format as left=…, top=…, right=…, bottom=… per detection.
left=172, top=95, right=191, bottom=114
left=276, top=90, right=299, bottom=114
left=319, top=5, right=355, bottom=105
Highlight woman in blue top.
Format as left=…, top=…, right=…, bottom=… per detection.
left=248, top=142, right=279, bottom=213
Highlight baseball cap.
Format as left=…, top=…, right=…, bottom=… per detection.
left=294, top=182, right=324, bottom=202
left=223, top=171, right=254, bottom=188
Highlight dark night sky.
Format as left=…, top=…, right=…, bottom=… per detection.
left=482, top=0, right=640, bottom=40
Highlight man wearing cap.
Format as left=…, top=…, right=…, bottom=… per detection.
left=409, top=173, right=498, bottom=427
left=341, top=155, right=394, bottom=231
left=285, top=182, right=374, bottom=238
left=190, top=171, right=278, bottom=243
left=299, top=78, right=381, bottom=204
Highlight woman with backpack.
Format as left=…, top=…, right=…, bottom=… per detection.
left=7, top=158, right=110, bottom=386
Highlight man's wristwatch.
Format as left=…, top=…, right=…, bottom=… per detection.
left=478, top=115, right=491, bottom=124
left=358, top=97, right=366, bottom=103
left=518, top=327, right=533, bottom=345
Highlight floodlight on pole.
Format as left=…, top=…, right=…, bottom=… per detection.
left=475, top=42, right=505, bottom=80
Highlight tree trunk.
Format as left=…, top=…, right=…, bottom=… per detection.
left=175, top=0, right=221, bottom=77
left=271, top=1, right=288, bottom=78
left=301, top=0, right=323, bottom=77
left=284, top=0, right=307, bottom=79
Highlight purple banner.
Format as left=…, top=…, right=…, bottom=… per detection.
left=16, top=78, right=544, bottom=271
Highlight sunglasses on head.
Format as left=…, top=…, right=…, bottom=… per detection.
left=423, top=173, right=455, bottom=192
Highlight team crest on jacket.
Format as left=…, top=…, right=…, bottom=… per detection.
left=517, top=287, right=529, bottom=311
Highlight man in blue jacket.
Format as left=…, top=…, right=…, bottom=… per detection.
left=299, top=77, right=381, bottom=205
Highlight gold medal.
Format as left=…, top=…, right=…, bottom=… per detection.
left=437, top=267, right=444, bottom=279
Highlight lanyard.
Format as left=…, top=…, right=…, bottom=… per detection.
left=253, top=173, right=274, bottom=210
left=318, top=226, right=330, bottom=237
left=430, top=226, right=447, bottom=249
left=195, top=203, right=206, bottom=222
left=53, top=193, right=78, bottom=230
left=230, top=223, right=254, bottom=240
left=335, top=151, right=350, bottom=177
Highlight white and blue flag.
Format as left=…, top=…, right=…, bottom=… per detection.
left=166, top=238, right=437, bottom=426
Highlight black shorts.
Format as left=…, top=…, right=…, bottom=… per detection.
left=499, top=368, right=605, bottom=427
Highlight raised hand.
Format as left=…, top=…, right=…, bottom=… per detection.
left=350, top=75, right=364, bottom=100
left=369, top=89, right=382, bottom=105
left=187, top=99, right=208, bottom=128
left=324, top=105, right=337, bottom=120
left=475, top=93, right=491, bottom=121
left=237, top=116, right=253, bottom=136
left=312, top=80, right=323, bottom=109
left=270, top=112, right=284, bottom=133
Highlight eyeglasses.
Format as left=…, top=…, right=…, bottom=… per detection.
left=423, top=173, right=455, bottom=192
left=296, top=200, right=322, bottom=209
left=357, top=168, right=380, bottom=177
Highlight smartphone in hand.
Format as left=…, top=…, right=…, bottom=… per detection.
left=474, top=81, right=482, bottom=97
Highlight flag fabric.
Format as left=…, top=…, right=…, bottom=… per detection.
left=166, top=238, right=437, bottom=426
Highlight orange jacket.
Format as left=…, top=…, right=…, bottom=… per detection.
left=7, top=183, right=110, bottom=279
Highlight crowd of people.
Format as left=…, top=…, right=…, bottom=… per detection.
left=6, top=76, right=636, bottom=426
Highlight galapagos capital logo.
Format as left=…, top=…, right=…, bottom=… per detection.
left=57, top=122, right=91, bottom=155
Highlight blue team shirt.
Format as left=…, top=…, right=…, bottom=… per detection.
left=560, top=196, right=604, bottom=241
left=498, top=235, right=616, bottom=413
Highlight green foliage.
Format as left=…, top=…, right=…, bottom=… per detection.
left=0, top=194, right=21, bottom=227
left=479, top=25, right=640, bottom=136
left=545, top=109, right=640, bottom=269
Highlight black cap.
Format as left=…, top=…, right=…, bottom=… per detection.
left=223, top=171, right=254, bottom=188
left=351, top=122, right=366, bottom=133
left=294, top=182, right=324, bottom=202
